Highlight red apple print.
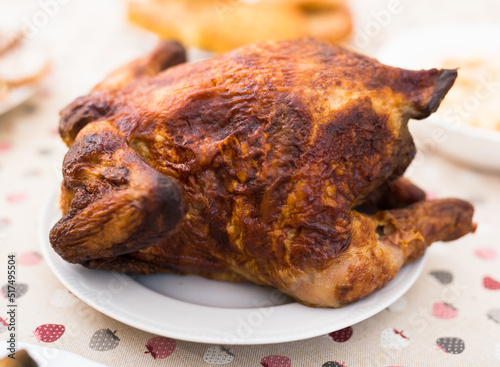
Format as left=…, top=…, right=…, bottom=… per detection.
left=475, top=248, right=497, bottom=260
left=328, top=326, right=353, bottom=342
left=432, top=302, right=458, bottom=319
left=0, top=142, right=11, bottom=152
left=33, top=324, right=65, bottom=343
left=145, top=337, right=176, bottom=359
left=483, top=276, right=500, bottom=290
left=19, top=252, right=42, bottom=266
left=6, top=192, right=27, bottom=204
left=261, top=355, right=292, bottom=367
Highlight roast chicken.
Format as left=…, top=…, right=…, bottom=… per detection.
left=50, top=39, right=475, bottom=307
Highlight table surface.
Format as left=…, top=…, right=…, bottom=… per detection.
left=1, top=0, right=499, bottom=366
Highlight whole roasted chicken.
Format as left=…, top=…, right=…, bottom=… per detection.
left=50, top=39, right=475, bottom=307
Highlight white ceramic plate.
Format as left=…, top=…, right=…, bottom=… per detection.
left=40, top=189, right=426, bottom=345
left=376, top=24, right=500, bottom=172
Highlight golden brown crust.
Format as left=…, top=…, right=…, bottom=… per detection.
left=290, top=199, right=475, bottom=307
left=49, top=121, right=186, bottom=263
left=0, top=349, right=38, bottom=367
left=51, top=39, right=474, bottom=307
left=59, top=41, right=186, bottom=146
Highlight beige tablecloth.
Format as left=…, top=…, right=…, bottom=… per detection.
left=1, top=1, right=499, bottom=366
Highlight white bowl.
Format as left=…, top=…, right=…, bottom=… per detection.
left=377, top=24, right=500, bottom=171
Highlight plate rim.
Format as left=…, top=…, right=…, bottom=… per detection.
left=39, top=188, right=427, bottom=345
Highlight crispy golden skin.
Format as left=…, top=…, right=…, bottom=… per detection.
left=128, top=0, right=352, bottom=53
left=50, top=39, right=475, bottom=307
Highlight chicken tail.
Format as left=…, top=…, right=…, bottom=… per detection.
left=422, top=69, right=458, bottom=117
left=395, top=67, right=457, bottom=120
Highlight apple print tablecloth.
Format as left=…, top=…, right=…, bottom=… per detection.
left=1, top=1, right=500, bottom=366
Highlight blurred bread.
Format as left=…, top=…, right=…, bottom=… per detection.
left=0, top=26, right=49, bottom=105
left=0, top=79, right=7, bottom=101
left=0, top=350, right=38, bottom=367
left=0, top=31, right=23, bottom=56
left=0, top=42, right=49, bottom=88
left=128, top=0, right=352, bottom=53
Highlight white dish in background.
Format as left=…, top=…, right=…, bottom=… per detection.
left=40, top=189, right=426, bottom=345
left=0, top=85, right=36, bottom=116
left=0, top=28, right=50, bottom=116
left=376, top=24, right=500, bottom=172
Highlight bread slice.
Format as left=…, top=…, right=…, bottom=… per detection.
left=128, top=0, right=352, bottom=53
left=0, top=41, right=49, bottom=87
